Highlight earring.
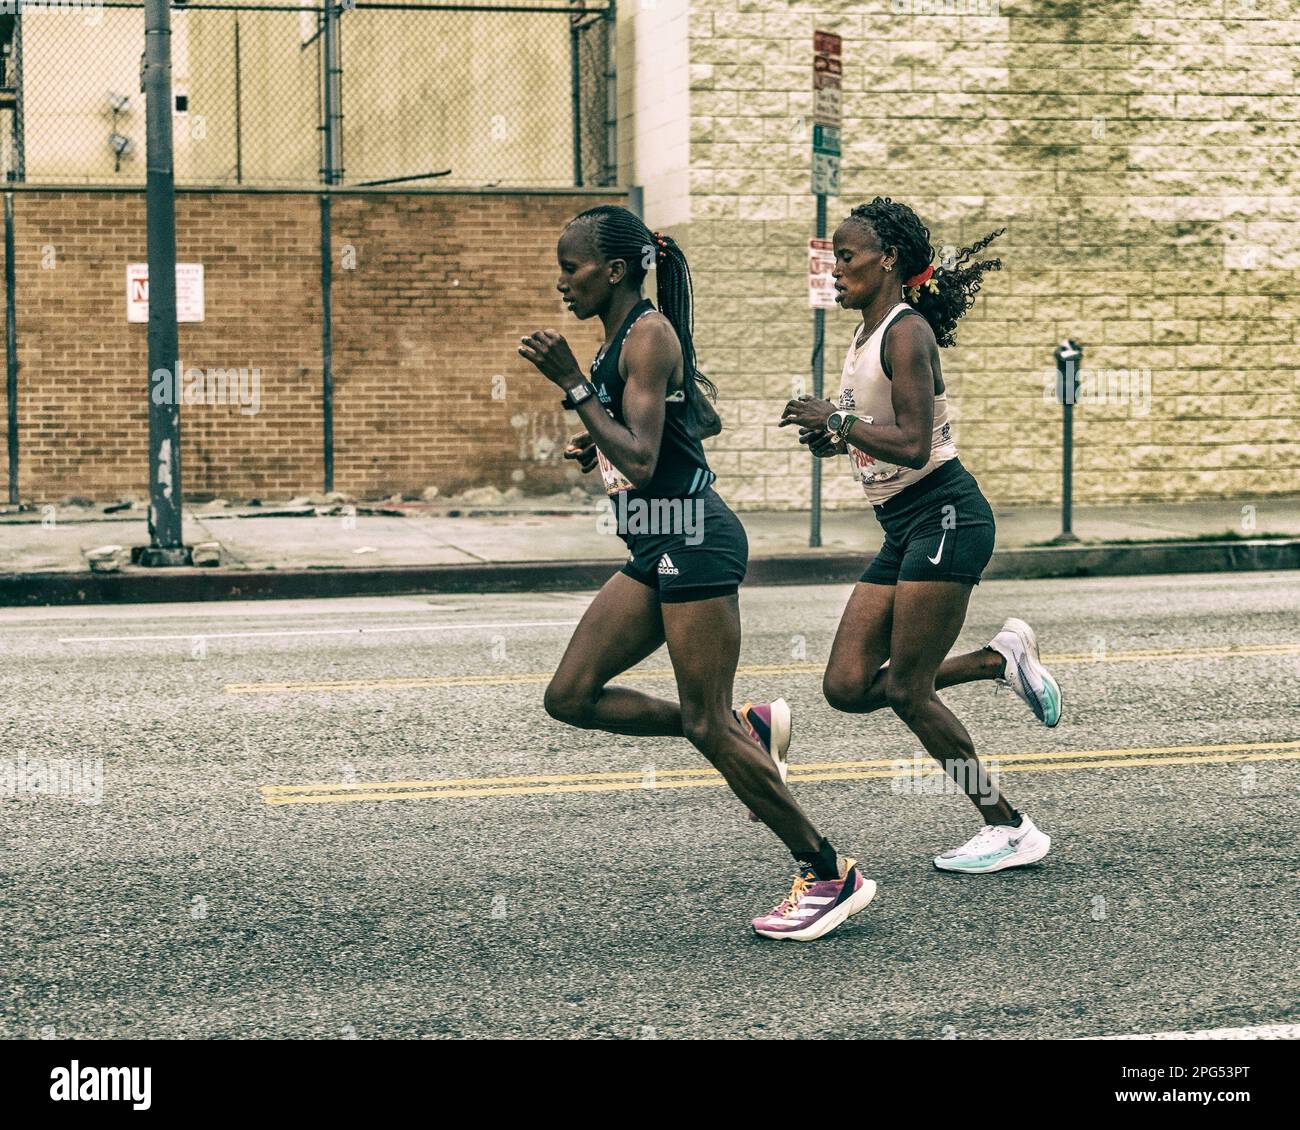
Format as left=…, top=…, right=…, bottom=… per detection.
left=884, top=264, right=893, bottom=273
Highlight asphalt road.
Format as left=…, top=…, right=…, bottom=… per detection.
left=2, top=572, right=1297, bottom=1039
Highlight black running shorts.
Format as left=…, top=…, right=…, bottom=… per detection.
left=860, top=458, right=996, bottom=586
left=618, top=487, right=748, bottom=603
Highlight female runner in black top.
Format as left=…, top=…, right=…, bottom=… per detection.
left=519, top=204, right=875, bottom=940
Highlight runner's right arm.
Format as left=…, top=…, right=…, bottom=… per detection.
left=564, top=432, right=598, bottom=473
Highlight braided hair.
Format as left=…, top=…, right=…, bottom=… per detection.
left=846, top=197, right=1005, bottom=348
left=567, top=204, right=720, bottom=439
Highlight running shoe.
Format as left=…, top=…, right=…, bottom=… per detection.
left=738, top=698, right=791, bottom=822
left=933, top=815, right=1051, bottom=874
left=990, top=617, right=1063, bottom=727
left=752, top=857, right=877, bottom=941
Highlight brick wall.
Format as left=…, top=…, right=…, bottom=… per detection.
left=673, top=0, right=1300, bottom=508
left=0, top=189, right=622, bottom=502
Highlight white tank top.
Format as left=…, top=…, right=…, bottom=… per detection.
left=835, top=303, right=957, bottom=505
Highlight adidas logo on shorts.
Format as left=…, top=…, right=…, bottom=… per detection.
left=657, top=554, right=679, bottom=576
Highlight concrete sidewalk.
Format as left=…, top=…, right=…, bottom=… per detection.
left=1, top=495, right=1298, bottom=574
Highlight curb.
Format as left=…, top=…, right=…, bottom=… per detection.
left=1, top=538, right=1296, bottom=607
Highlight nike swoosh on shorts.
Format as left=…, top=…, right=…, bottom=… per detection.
left=927, top=531, right=947, bottom=565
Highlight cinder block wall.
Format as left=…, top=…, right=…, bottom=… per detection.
left=670, top=0, right=1299, bottom=508
left=0, top=189, right=621, bottom=502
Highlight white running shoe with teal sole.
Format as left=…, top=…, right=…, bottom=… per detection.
left=934, top=815, right=1051, bottom=874
left=990, top=617, right=1063, bottom=727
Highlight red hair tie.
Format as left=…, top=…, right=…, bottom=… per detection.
left=904, top=264, right=934, bottom=288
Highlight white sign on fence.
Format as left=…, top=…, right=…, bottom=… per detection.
left=126, top=263, right=206, bottom=323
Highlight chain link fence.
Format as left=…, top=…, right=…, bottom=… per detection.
left=0, top=1, right=615, bottom=188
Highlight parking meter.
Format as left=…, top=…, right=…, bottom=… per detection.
left=1052, top=340, right=1083, bottom=543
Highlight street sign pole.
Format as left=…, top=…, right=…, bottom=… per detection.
left=809, top=30, right=841, bottom=548
left=140, top=0, right=187, bottom=565
left=811, top=193, right=826, bottom=548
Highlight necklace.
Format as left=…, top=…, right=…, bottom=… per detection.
left=851, top=307, right=895, bottom=358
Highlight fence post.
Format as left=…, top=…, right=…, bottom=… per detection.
left=5, top=192, right=17, bottom=505
left=603, top=3, right=617, bottom=186
left=6, top=14, right=26, bottom=505
left=569, top=13, right=582, bottom=185
left=319, top=2, right=343, bottom=495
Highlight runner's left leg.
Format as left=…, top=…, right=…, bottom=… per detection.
left=883, top=579, right=1015, bottom=824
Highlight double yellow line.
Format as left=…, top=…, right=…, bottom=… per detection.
left=227, top=641, right=1300, bottom=696
left=259, top=739, right=1300, bottom=807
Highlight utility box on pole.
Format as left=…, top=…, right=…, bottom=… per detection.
left=136, top=0, right=188, bottom=566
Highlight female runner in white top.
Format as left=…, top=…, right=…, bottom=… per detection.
left=780, top=197, right=1063, bottom=875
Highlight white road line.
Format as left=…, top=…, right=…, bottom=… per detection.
left=1087, top=1023, right=1300, bottom=1040
left=58, top=619, right=579, bottom=644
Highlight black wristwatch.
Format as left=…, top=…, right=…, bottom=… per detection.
left=827, top=411, right=858, bottom=440
left=561, top=380, right=597, bottom=409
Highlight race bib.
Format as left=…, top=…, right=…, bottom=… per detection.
left=596, top=447, right=635, bottom=495
left=848, top=445, right=902, bottom=487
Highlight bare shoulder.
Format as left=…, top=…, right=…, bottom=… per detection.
left=621, top=310, right=683, bottom=387
left=889, top=311, right=937, bottom=354
left=625, top=309, right=682, bottom=357
left=887, top=310, right=943, bottom=391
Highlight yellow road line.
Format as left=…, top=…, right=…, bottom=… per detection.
left=227, top=642, right=1300, bottom=695
left=259, top=740, right=1300, bottom=806
left=258, top=739, right=1300, bottom=796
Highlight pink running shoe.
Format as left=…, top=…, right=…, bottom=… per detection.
left=738, top=698, right=792, bottom=822
left=752, top=858, right=877, bottom=942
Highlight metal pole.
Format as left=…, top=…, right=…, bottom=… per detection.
left=1062, top=396, right=1074, bottom=539
left=5, top=192, right=17, bottom=504
left=603, top=5, right=616, bottom=186
left=6, top=12, right=27, bottom=505
left=141, top=0, right=187, bottom=563
left=322, top=3, right=342, bottom=184
left=234, top=15, right=243, bottom=184
left=569, top=17, right=582, bottom=186
left=319, top=195, right=334, bottom=495
left=11, top=11, right=25, bottom=180
left=319, top=2, right=342, bottom=494
left=810, top=192, right=826, bottom=548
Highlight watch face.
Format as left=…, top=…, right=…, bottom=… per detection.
left=827, top=412, right=844, bottom=433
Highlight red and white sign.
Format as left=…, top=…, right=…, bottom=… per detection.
left=812, top=30, right=843, bottom=193
left=814, top=30, right=842, bottom=58
left=808, top=238, right=837, bottom=309
left=126, top=262, right=205, bottom=323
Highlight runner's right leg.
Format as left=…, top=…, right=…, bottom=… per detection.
left=543, top=571, right=682, bottom=737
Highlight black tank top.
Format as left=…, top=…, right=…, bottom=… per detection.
left=589, top=298, right=715, bottom=501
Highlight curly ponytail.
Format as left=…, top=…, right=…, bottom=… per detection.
left=847, top=197, right=1005, bottom=348
left=567, top=205, right=720, bottom=439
